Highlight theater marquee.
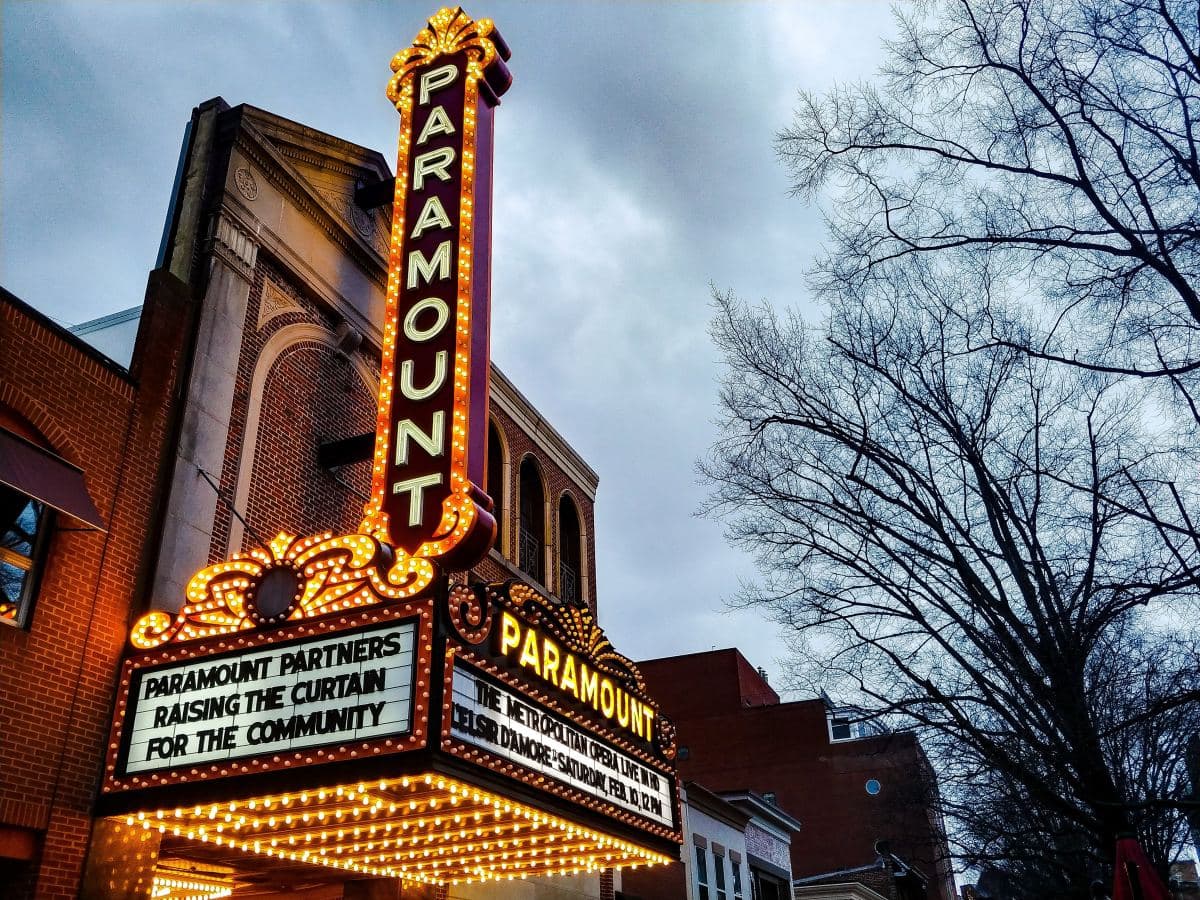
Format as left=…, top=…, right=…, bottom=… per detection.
left=101, top=568, right=679, bottom=883
left=98, top=6, right=680, bottom=888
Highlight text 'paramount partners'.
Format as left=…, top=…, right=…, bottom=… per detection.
left=123, top=623, right=415, bottom=774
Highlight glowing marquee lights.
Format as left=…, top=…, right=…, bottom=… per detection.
left=359, top=6, right=511, bottom=571
left=124, top=774, right=671, bottom=886
left=129, top=531, right=432, bottom=650
left=150, top=869, right=233, bottom=900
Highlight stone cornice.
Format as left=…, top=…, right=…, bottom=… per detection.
left=491, top=365, right=599, bottom=500
left=238, top=105, right=392, bottom=179
left=207, top=210, right=259, bottom=279
left=230, top=121, right=388, bottom=289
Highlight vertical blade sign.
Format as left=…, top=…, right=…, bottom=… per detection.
left=363, top=7, right=511, bottom=571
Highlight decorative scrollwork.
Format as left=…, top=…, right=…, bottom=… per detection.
left=130, top=531, right=435, bottom=649
left=387, top=7, right=502, bottom=106
left=655, top=714, right=679, bottom=761
left=488, top=581, right=651, bottom=700
left=446, top=582, right=493, bottom=645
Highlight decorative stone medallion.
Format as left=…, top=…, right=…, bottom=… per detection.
left=235, top=166, right=259, bottom=201
left=349, top=203, right=375, bottom=241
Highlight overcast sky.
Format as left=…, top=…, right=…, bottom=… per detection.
left=2, top=1, right=897, bottom=693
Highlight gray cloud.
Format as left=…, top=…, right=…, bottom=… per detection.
left=2, top=1, right=897, bottom=689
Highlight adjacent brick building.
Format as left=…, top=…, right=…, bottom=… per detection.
left=636, top=649, right=956, bottom=900
left=0, top=276, right=193, bottom=897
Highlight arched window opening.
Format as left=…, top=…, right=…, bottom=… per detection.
left=486, top=422, right=506, bottom=556
left=558, top=495, right=582, bottom=605
left=518, top=456, right=544, bottom=584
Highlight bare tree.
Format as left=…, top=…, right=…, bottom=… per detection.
left=779, top=0, right=1200, bottom=396
left=702, top=275, right=1200, bottom=894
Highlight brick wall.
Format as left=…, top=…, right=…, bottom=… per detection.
left=484, top=402, right=598, bottom=611
left=0, top=273, right=192, bottom=899
left=200, top=250, right=600, bottom=613
left=639, top=652, right=953, bottom=900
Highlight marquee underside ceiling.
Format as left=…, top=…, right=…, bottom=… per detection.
left=125, top=771, right=671, bottom=888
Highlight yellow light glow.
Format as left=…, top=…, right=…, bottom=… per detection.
left=128, top=773, right=671, bottom=886
left=128, top=531, right=433, bottom=649
left=150, top=867, right=234, bottom=900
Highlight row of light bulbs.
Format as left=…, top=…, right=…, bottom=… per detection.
left=150, top=872, right=233, bottom=900
left=127, top=773, right=671, bottom=885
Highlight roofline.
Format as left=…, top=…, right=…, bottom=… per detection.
left=638, top=647, right=750, bottom=666
left=718, top=791, right=803, bottom=833
left=71, top=305, right=142, bottom=335
left=1, top=286, right=132, bottom=380
left=491, top=364, right=599, bottom=494
left=236, top=103, right=393, bottom=179
left=793, top=861, right=885, bottom=884
left=683, top=782, right=753, bottom=831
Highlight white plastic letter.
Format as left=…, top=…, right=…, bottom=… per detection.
left=412, top=147, right=455, bottom=191
left=402, top=297, right=449, bottom=342
left=394, top=411, right=445, bottom=464
left=417, top=106, right=456, bottom=145
left=400, top=351, right=447, bottom=400
left=406, top=241, right=452, bottom=289
left=419, top=64, right=458, bottom=105
left=410, top=195, right=452, bottom=238
left=391, top=473, right=443, bottom=526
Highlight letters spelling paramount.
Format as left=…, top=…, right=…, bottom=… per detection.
left=383, top=59, right=476, bottom=551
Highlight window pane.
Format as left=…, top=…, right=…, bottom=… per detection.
left=0, top=560, right=29, bottom=622
left=0, top=490, right=47, bottom=627
left=715, top=856, right=727, bottom=900
left=518, top=458, right=544, bottom=582
left=1, top=496, right=39, bottom=558
left=733, top=862, right=743, bottom=898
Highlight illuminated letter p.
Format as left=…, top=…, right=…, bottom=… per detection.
left=419, top=64, right=458, bottom=104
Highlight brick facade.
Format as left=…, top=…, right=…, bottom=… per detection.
left=638, top=650, right=956, bottom=900
left=0, top=275, right=192, bottom=898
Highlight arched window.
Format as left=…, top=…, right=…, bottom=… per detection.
left=486, top=422, right=506, bottom=556
left=518, top=456, right=544, bottom=584
left=558, top=494, right=582, bottom=605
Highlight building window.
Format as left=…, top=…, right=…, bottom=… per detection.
left=829, top=715, right=854, bottom=741
left=0, top=487, right=51, bottom=628
left=732, top=860, right=744, bottom=900
left=714, top=854, right=728, bottom=900
left=487, top=422, right=506, bottom=556
left=558, top=494, right=582, bottom=605
left=694, top=846, right=710, bottom=900
left=518, top=456, right=544, bottom=584
left=827, top=707, right=888, bottom=742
